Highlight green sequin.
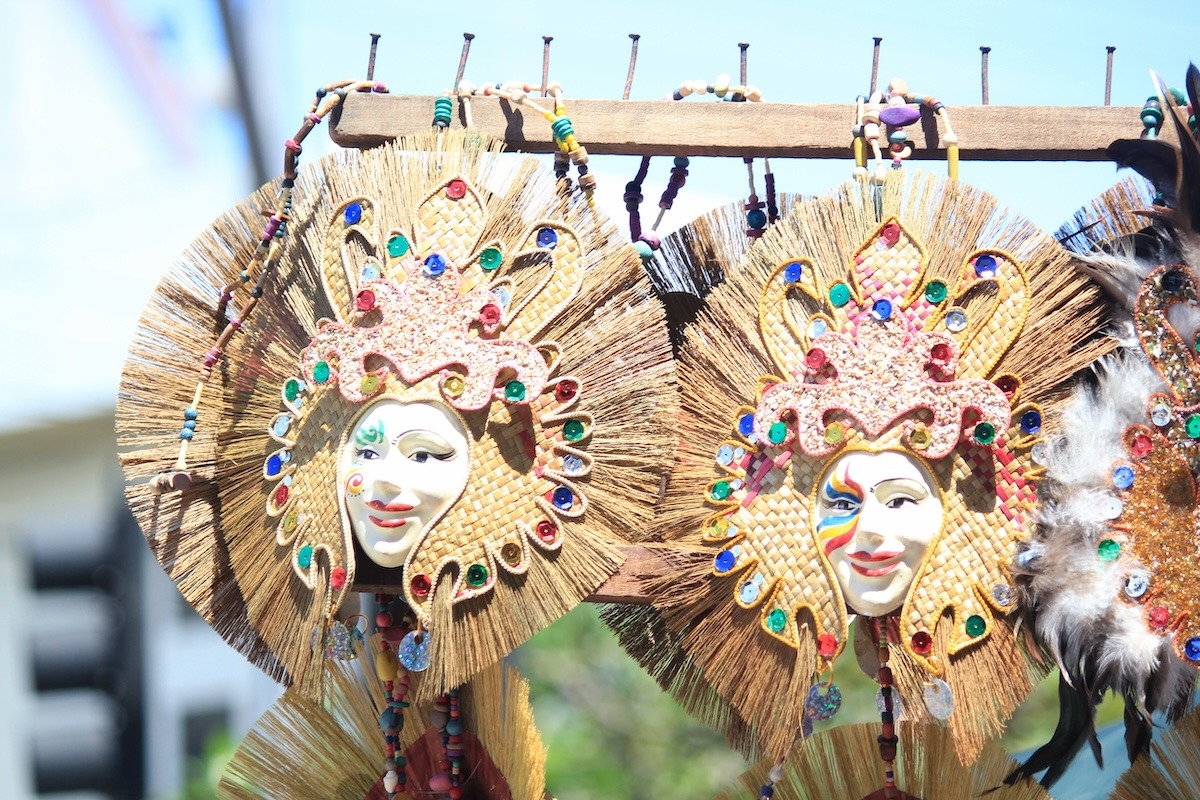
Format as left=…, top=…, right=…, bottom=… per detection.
left=965, top=614, right=986, bottom=637
left=1097, top=539, right=1121, bottom=561
left=973, top=422, right=996, bottom=444
left=768, top=421, right=788, bottom=444
left=829, top=282, right=851, bottom=307
left=479, top=247, right=503, bottom=270
left=1187, top=414, right=1200, bottom=439
left=504, top=381, right=526, bottom=402
left=387, top=235, right=410, bottom=258
left=297, top=545, right=313, bottom=569
left=767, top=608, right=788, bottom=634
left=925, top=281, right=948, bottom=303
left=563, top=420, right=585, bottom=441
left=711, top=481, right=732, bottom=501
left=466, top=564, right=489, bottom=587
left=284, top=378, right=302, bottom=401
left=313, top=361, right=331, bottom=384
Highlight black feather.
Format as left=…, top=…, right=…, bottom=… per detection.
left=1005, top=673, right=1101, bottom=789
left=1108, top=138, right=1180, bottom=208
left=1123, top=695, right=1154, bottom=764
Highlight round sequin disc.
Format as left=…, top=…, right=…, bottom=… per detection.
left=1151, top=404, right=1173, bottom=427
left=398, top=630, right=431, bottom=672
left=1186, top=638, right=1200, bottom=662
left=829, top=282, right=851, bottom=307
left=1124, top=573, right=1149, bottom=599
left=716, top=444, right=735, bottom=466
left=805, top=683, right=842, bottom=721
left=1112, top=465, right=1135, bottom=490
left=923, top=679, right=955, bottom=720
left=714, top=550, right=736, bottom=573
left=992, top=584, right=1014, bottom=607
left=784, top=262, right=803, bottom=283
left=739, top=581, right=760, bottom=604
left=1097, top=538, right=1121, bottom=560
left=945, top=309, right=968, bottom=332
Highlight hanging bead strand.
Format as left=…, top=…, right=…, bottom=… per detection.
left=871, top=617, right=902, bottom=800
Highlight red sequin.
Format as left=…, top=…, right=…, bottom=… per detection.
left=1131, top=433, right=1154, bottom=458
left=1149, top=606, right=1170, bottom=628
left=880, top=223, right=901, bottom=246
left=411, top=574, right=432, bottom=597
left=911, top=630, right=933, bottom=654
left=330, top=566, right=347, bottom=590
left=806, top=348, right=827, bottom=371
left=995, top=376, right=1018, bottom=397
left=536, top=519, right=558, bottom=542
left=479, top=303, right=501, bottom=325
left=930, top=343, right=951, bottom=364
left=817, top=633, right=839, bottom=658
left=446, top=179, right=468, bottom=199
left=555, top=380, right=578, bottom=402
left=274, top=484, right=289, bottom=506
left=355, top=289, right=376, bottom=312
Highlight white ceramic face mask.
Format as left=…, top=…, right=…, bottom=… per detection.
left=815, top=450, right=944, bottom=617
left=341, top=400, right=470, bottom=568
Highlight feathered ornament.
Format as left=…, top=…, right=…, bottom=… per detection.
left=218, top=637, right=547, bottom=800
left=1010, top=64, right=1200, bottom=788
left=715, top=722, right=1052, bottom=800
left=116, top=127, right=678, bottom=702
left=606, top=168, right=1114, bottom=766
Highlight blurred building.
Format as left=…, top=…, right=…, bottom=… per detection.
left=0, top=414, right=280, bottom=800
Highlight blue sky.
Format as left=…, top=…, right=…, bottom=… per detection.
left=1, top=0, right=1196, bottom=431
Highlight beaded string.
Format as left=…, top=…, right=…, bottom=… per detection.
left=155, top=78, right=387, bottom=493
left=376, top=593, right=414, bottom=799
left=853, top=78, right=959, bottom=183
left=626, top=75, right=764, bottom=262
left=869, top=617, right=903, bottom=800
left=759, top=759, right=785, bottom=800
left=427, top=689, right=466, bottom=798
left=434, top=79, right=596, bottom=206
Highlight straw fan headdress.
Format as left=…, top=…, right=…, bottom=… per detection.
left=117, top=129, right=676, bottom=699
left=607, top=169, right=1113, bottom=762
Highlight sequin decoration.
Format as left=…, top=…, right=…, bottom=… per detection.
left=398, top=630, right=431, bottom=672
left=562, top=454, right=586, bottom=475
left=386, top=234, right=409, bottom=258
left=805, top=683, right=843, bottom=721
left=714, top=550, right=736, bottom=573
left=784, top=262, right=803, bottom=283
left=322, top=619, right=364, bottom=661
left=945, top=309, right=968, bottom=332
left=739, top=580, right=760, bottom=604
left=344, top=202, right=363, bottom=224
left=973, top=254, right=998, bottom=278
left=716, top=444, right=735, bottom=466
left=536, top=227, right=558, bottom=248
left=1112, top=466, right=1135, bottom=490
left=767, top=608, right=788, bottom=633
left=1124, top=573, right=1150, bottom=599
left=923, top=679, right=955, bottom=720
left=1152, top=403, right=1173, bottom=427
left=992, top=584, right=1014, bottom=607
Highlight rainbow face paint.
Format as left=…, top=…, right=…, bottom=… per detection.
left=817, top=466, right=863, bottom=556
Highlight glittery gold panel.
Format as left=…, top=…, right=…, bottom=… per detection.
left=1112, top=426, right=1200, bottom=663
left=1134, top=266, right=1200, bottom=473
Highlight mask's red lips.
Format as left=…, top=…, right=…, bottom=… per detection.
left=848, top=550, right=902, bottom=577
left=367, top=500, right=415, bottom=512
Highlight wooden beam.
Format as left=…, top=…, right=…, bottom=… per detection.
left=353, top=543, right=672, bottom=604
left=331, top=92, right=1156, bottom=162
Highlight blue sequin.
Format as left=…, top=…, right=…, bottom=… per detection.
left=784, top=262, right=803, bottom=283
left=562, top=454, right=585, bottom=475
left=536, top=227, right=558, bottom=248
left=1112, top=465, right=1135, bottom=490
left=272, top=417, right=290, bottom=437
left=423, top=253, right=446, bottom=276
left=552, top=486, right=574, bottom=510
left=714, top=550, right=736, bottom=573
left=872, top=299, right=893, bottom=321
left=1186, top=638, right=1200, bottom=662
left=361, top=263, right=381, bottom=281
left=739, top=581, right=760, bottom=604
left=266, top=455, right=282, bottom=476
left=344, top=202, right=363, bottom=224
left=974, top=254, right=998, bottom=277
left=716, top=444, right=735, bottom=466
left=1020, top=410, right=1042, bottom=434
left=738, top=414, right=755, bottom=437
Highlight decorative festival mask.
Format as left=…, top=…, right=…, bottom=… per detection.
left=608, top=170, right=1113, bottom=763
left=117, top=129, right=677, bottom=701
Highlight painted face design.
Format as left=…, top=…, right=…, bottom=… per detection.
left=815, top=450, right=944, bottom=617
left=341, top=400, right=470, bottom=568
